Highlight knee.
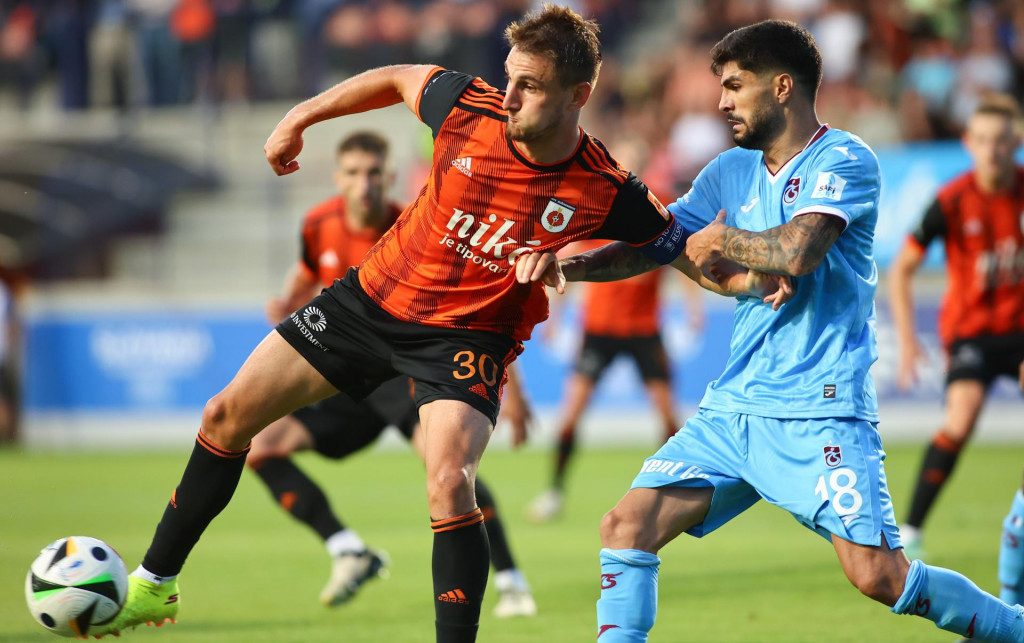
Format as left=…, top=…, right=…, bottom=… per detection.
left=426, top=464, right=473, bottom=511
left=201, top=394, right=246, bottom=447
left=600, top=506, right=643, bottom=550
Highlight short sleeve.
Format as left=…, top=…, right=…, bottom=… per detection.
left=667, top=155, right=723, bottom=232
left=418, top=69, right=475, bottom=138
left=791, top=145, right=880, bottom=229
left=590, top=174, right=684, bottom=264
left=910, top=199, right=946, bottom=248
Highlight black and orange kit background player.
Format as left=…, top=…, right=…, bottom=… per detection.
left=298, top=194, right=403, bottom=286
left=909, top=168, right=1024, bottom=383
left=276, top=66, right=686, bottom=424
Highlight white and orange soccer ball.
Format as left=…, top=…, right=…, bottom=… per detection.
left=25, top=536, right=128, bottom=638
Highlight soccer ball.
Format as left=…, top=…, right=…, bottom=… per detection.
left=25, top=536, right=128, bottom=638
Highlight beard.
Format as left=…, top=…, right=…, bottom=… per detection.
left=731, top=102, right=785, bottom=151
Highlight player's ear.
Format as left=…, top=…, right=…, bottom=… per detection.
left=774, top=72, right=794, bottom=105
left=570, top=82, right=593, bottom=111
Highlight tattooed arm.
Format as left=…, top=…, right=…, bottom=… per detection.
left=558, top=241, right=659, bottom=283
left=686, top=210, right=845, bottom=276
left=557, top=241, right=782, bottom=300
left=514, top=239, right=794, bottom=307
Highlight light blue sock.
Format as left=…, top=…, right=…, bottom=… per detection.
left=893, top=559, right=1024, bottom=641
left=596, top=548, right=660, bottom=642
left=999, top=490, right=1024, bottom=605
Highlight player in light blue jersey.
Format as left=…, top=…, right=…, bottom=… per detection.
left=519, top=19, right=1024, bottom=643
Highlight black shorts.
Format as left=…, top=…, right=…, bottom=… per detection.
left=293, top=375, right=418, bottom=459
left=574, top=333, right=671, bottom=383
left=947, top=333, right=1024, bottom=387
left=276, top=268, right=522, bottom=426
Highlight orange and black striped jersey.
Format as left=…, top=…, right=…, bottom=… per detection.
left=299, top=196, right=403, bottom=288
left=577, top=240, right=664, bottom=337
left=909, top=168, right=1024, bottom=346
left=358, top=68, right=682, bottom=341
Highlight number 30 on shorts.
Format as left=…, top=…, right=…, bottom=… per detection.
left=451, top=350, right=499, bottom=387
left=814, top=468, right=863, bottom=515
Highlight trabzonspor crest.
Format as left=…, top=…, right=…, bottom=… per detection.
left=783, top=177, right=801, bottom=204
left=823, top=445, right=842, bottom=468
left=541, top=198, right=576, bottom=233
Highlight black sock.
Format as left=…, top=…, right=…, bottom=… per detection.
left=141, top=432, right=249, bottom=578
left=252, top=456, right=345, bottom=541
left=475, top=478, right=514, bottom=572
left=905, top=433, right=963, bottom=528
left=432, top=509, right=488, bottom=643
left=553, top=429, right=576, bottom=490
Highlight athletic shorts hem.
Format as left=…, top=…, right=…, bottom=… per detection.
left=416, top=391, right=499, bottom=427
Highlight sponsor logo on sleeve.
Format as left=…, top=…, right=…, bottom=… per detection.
left=832, top=146, right=857, bottom=161
left=541, top=198, right=576, bottom=233
left=811, top=172, right=847, bottom=201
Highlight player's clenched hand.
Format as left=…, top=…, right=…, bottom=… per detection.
left=745, top=270, right=793, bottom=311
left=685, top=209, right=728, bottom=269
left=515, top=250, right=565, bottom=294
left=264, top=118, right=305, bottom=176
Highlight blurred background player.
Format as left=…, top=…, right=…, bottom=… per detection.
left=889, top=94, right=1024, bottom=559
left=999, top=370, right=1024, bottom=605
left=0, top=276, right=19, bottom=444
left=252, top=130, right=536, bottom=617
left=527, top=239, right=703, bottom=522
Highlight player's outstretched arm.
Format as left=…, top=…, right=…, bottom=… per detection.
left=264, top=65, right=436, bottom=176
left=558, top=241, right=660, bottom=283
left=686, top=209, right=844, bottom=277
left=888, top=240, right=927, bottom=390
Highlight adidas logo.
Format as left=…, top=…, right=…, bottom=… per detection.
left=468, top=383, right=489, bottom=400
left=451, top=157, right=473, bottom=177
left=438, top=588, right=470, bottom=604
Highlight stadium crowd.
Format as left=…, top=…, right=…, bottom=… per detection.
left=2, top=0, right=1024, bottom=194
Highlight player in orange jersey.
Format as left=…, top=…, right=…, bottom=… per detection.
left=527, top=239, right=704, bottom=522
left=97, top=6, right=787, bottom=641
left=250, top=131, right=536, bottom=616
left=889, top=95, right=1024, bottom=565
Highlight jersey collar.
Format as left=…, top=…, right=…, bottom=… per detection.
left=506, top=126, right=585, bottom=172
left=764, top=123, right=830, bottom=183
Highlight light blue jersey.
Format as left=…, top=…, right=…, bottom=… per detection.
left=669, top=126, right=881, bottom=421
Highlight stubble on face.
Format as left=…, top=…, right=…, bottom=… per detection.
left=732, top=94, right=785, bottom=151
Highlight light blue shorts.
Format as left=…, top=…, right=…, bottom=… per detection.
left=631, top=408, right=902, bottom=547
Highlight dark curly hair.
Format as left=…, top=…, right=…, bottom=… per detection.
left=711, top=20, right=823, bottom=101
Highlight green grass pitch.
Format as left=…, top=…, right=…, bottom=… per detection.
left=2, top=440, right=1020, bottom=642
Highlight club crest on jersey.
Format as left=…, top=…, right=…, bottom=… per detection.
left=541, top=198, right=576, bottom=233
left=783, top=177, right=801, bottom=204
left=823, top=445, right=842, bottom=468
